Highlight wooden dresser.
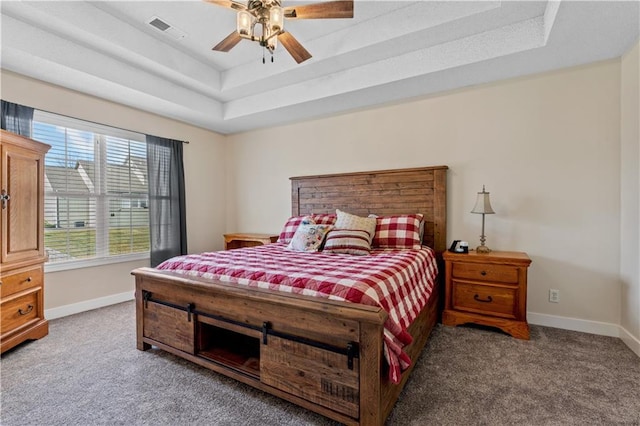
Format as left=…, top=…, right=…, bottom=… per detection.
left=224, top=233, right=279, bottom=250
left=442, top=250, right=532, bottom=339
left=1, top=129, right=51, bottom=353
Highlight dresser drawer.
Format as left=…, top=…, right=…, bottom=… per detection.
left=1, top=289, right=42, bottom=335
left=452, top=262, right=519, bottom=284
left=452, top=281, right=517, bottom=319
left=1, top=265, right=43, bottom=298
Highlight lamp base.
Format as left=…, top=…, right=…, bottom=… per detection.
left=476, top=245, right=492, bottom=254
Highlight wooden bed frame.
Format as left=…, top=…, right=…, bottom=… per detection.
left=132, top=166, right=448, bottom=425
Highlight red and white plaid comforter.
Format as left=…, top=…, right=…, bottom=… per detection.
left=157, top=243, right=438, bottom=384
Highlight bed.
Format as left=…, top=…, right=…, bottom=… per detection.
left=132, top=166, right=448, bottom=425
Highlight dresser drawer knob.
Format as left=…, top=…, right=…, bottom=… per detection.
left=0, top=189, right=10, bottom=210
left=26, top=277, right=32, bottom=283
left=474, top=294, right=493, bottom=303
left=18, top=305, right=34, bottom=315
left=480, top=271, right=487, bottom=276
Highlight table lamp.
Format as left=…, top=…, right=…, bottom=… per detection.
left=471, top=185, right=495, bottom=253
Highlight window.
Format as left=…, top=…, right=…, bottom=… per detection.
left=33, top=111, right=149, bottom=268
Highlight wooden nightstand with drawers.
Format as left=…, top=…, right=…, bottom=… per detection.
left=442, top=250, right=532, bottom=340
left=223, top=233, right=279, bottom=250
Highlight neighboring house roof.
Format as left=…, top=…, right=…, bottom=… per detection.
left=45, top=164, right=90, bottom=193
left=46, top=157, right=147, bottom=195
left=124, top=156, right=146, bottom=173
left=107, top=156, right=147, bottom=194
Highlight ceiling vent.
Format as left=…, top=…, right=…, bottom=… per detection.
left=147, top=16, right=186, bottom=41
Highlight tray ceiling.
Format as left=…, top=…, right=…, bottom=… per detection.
left=1, top=1, right=638, bottom=134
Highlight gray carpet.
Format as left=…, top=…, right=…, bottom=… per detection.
left=1, top=301, right=638, bottom=425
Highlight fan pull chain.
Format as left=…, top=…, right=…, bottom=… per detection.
left=261, top=49, right=275, bottom=64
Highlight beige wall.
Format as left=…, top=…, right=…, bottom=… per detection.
left=1, top=70, right=228, bottom=311
left=2, top=55, right=635, bottom=344
left=620, top=40, right=640, bottom=348
left=228, top=60, right=624, bottom=327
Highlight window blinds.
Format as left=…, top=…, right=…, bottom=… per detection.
left=33, top=111, right=149, bottom=264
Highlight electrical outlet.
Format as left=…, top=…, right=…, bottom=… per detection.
left=549, top=289, right=560, bottom=303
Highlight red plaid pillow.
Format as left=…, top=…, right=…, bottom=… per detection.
left=372, top=214, right=423, bottom=249
left=311, top=213, right=337, bottom=226
left=278, top=216, right=311, bottom=243
left=277, top=214, right=337, bottom=243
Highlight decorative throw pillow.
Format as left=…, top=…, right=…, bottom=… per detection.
left=369, top=213, right=425, bottom=245
left=335, top=209, right=376, bottom=245
left=287, top=224, right=333, bottom=252
left=323, top=229, right=372, bottom=256
left=277, top=215, right=314, bottom=243
left=311, top=213, right=337, bottom=226
left=371, top=214, right=423, bottom=249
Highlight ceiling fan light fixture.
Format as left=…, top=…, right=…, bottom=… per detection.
left=267, top=34, right=278, bottom=50
left=237, top=10, right=253, bottom=35
left=209, top=0, right=354, bottom=64
left=269, top=5, right=284, bottom=32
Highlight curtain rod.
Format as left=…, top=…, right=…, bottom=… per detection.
left=33, top=105, right=190, bottom=144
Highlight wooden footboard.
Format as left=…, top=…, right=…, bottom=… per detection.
left=133, top=267, right=440, bottom=425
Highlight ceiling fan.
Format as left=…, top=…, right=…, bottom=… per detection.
left=204, top=0, right=354, bottom=64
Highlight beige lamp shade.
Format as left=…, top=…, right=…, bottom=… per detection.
left=470, top=185, right=494, bottom=253
left=471, top=186, right=495, bottom=215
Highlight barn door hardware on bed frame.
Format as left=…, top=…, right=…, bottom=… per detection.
left=142, top=290, right=359, bottom=370
left=261, top=321, right=360, bottom=370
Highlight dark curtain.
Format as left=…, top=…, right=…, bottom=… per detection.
left=146, top=135, right=187, bottom=267
left=1, top=100, right=34, bottom=137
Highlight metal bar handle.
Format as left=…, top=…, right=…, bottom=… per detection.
left=18, top=305, right=34, bottom=315
left=474, top=294, right=493, bottom=303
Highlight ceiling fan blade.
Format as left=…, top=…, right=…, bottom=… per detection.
left=212, top=31, right=243, bottom=52
left=278, top=32, right=312, bottom=64
left=284, top=0, right=353, bottom=19
left=202, top=0, right=247, bottom=11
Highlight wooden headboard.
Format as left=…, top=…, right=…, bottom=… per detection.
left=290, top=166, right=448, bottom=254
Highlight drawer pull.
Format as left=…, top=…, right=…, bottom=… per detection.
left=480, top=271, right=487, bottom=276
left=473, top=294, right=493, bottom=303
left=25, top=277, right=32, bottom=283
left=0, top=189, right=9, bottom=209
left=18, top=305, right=34, bottom=315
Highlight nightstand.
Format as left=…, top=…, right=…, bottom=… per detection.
left=442, top=250, right=532, bottom=339
left=223, top=233, right=279, bottom=250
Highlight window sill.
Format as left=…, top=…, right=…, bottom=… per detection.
left=44, top=253, right=150, bottom=273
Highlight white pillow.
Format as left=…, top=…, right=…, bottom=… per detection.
left=335, top=209, right=376, bottom=245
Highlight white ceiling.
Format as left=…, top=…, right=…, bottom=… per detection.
left=1, top=1, right=638, bottom=135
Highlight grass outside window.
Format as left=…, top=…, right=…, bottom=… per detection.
left=45, top=227, right=150, bottom=261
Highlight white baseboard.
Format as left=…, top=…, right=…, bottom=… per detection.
left=528, top=311, right=640, bottom=357
left=528, top=311, right=621, bottom=337
left=45, top=291, right=134, bottom=320
left=619, top=325, right=640, bottom=357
